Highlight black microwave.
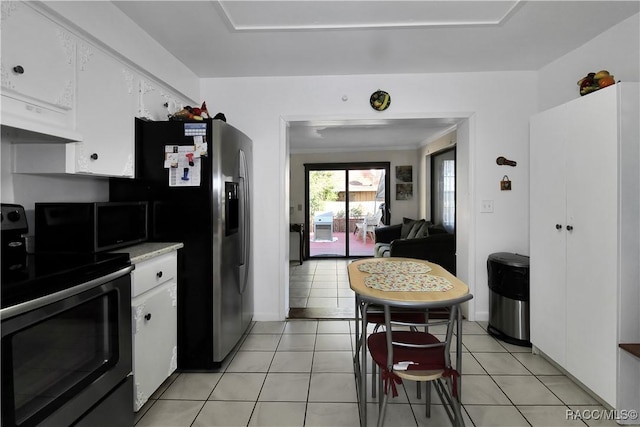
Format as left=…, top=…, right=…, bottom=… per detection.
left=35, top=202, right=148, bottom=253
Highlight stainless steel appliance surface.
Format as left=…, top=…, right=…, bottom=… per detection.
left=110, top=118, right=253, bottom=370
left=1, top=204, right=135, bottom=427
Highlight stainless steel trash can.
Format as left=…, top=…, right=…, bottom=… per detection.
left=487, top=252, right=530, bottom=346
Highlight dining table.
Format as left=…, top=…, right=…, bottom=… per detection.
left=348, top=257, right=472, bottom=427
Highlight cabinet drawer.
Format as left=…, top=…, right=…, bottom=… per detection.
left=131, top=252, right=177, bottom=297
left=132, top=281, right=177, bottom=411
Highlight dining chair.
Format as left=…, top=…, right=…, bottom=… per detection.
left=367, top=301, right=468, bottom=427
left=364, top=306, right=428, bottom=399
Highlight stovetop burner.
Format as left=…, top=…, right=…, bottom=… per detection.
left=1, top=252, right=131, bottom=310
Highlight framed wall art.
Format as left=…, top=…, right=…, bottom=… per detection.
left=395, top=165, right=413, bottom=200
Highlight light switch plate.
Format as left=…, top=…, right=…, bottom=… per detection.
left=481, top=200, right=494, bottom=213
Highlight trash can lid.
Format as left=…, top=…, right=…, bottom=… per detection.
left=488, top=252, right=530, bottom=268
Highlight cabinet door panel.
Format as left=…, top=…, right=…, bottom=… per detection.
left=132, top=282, right=177, bottom=411
left=564, top=87, right=618, bottom=406
left=529, top=104, right=568, bottom=365
left=1, top=2, right=76, bottom=130
left=1, top=3, right=75, bottom=109
left=76, top=44, right=135, bottom=176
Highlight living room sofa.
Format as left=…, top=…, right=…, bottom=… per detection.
left=374, top=218, right=456, bottom=274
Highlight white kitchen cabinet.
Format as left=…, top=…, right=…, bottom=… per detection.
left=7, top=1, right=194, bottom=177
left=1, top=1, right=81, bottom=140
left=131, top=251, right=178, bottom=412
left=530, top=83, right=639, bottom=417
left=12, top=42, right=137, bottom=177
left=73, top=41, right=137, bottom=176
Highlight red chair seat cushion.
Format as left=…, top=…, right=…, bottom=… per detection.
left=368, top=331, right=458, bottom=397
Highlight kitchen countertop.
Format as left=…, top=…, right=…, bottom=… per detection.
left=114, top=242, right=184, bottom=264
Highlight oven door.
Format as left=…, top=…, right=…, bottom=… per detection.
left=1, top=267, right=133, bottom=427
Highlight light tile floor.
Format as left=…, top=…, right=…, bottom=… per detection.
left=134, top=260, right=638, bottom=427
left=289, top=259, right=355, bottom=312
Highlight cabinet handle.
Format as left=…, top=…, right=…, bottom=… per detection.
left=566, top=225, right=574, bottom=231
left=90, top=153, right=98, bottom=160
left=12, top=65, right=24, bottom=74
left=555, top=224, right=562, bottom=230
left=156, top=271, right=163, bottom=279
left=144, top=313, right=152, bottom=321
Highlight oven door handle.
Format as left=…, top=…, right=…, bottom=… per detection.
left=1, top=265, right=134, bottom=320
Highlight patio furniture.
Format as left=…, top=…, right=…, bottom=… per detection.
left=313, top=211, right=334, bottom=241
left=354, top=210, right=382, bottom=243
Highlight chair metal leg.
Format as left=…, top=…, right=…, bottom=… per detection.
left=372, top=363, right=377, bottom=398
left=425, top=381, right=432, bottom=418
left=377, top=372, right=389, bottom=427
left=378, top=369, right=383, bottom=413
left=433, top=377, right=465, bottom=427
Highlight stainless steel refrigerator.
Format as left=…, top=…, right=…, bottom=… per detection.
left=110, top=118, right=252, bottom=370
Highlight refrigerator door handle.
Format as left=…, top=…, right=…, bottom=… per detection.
left=238, top=149, right=250, bottom=294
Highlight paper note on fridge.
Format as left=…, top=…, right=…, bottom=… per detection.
left=165, top=145, right=201, bottom=187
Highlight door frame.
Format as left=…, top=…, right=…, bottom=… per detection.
left=304, top=161, right=390, bottom=259
left=430, top=146, right=457, bottom=235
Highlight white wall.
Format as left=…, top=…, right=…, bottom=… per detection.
left=202, top=71, right=537, bottom=321
left=538, top=13, right=640, bottom=111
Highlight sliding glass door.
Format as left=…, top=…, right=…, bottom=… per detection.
left=305, top=162, right=389, bottom=258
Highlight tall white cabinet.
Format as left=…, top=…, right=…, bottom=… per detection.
left=530, top=83, right=639, bottom=419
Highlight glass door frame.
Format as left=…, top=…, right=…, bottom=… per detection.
left=304, top=162, right=390, bottom=259
left=430, top=146, right=456, bottom=235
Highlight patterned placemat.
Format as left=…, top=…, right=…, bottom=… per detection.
left=357, top=260, right=432, bottom=275
left=364, top=273, right=454, bottom=292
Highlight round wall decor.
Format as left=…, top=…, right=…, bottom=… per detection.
left=370, top=90, right=391, bottom=111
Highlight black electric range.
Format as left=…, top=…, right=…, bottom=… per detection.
left=1, top=252, right=131, bottom=310
left=1, top=203, right=132, bottom=311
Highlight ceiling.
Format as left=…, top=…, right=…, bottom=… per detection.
left=113, top=1, right=639, bottom=152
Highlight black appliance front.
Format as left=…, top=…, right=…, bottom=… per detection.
left=35, top=201, right=148, bottom=253
left=1, top=257, right=133, bottom=427
left=110, top=118, right=217, bottom=370
left=1, top=203, right=29, bottom=273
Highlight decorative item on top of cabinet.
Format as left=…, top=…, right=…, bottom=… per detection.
left=1, top=1, right=80, bottom=140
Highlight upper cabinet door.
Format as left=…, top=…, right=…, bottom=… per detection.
left=75, top=42, right=136, bottom=177
left=1, top=1, right=76, bottom=132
